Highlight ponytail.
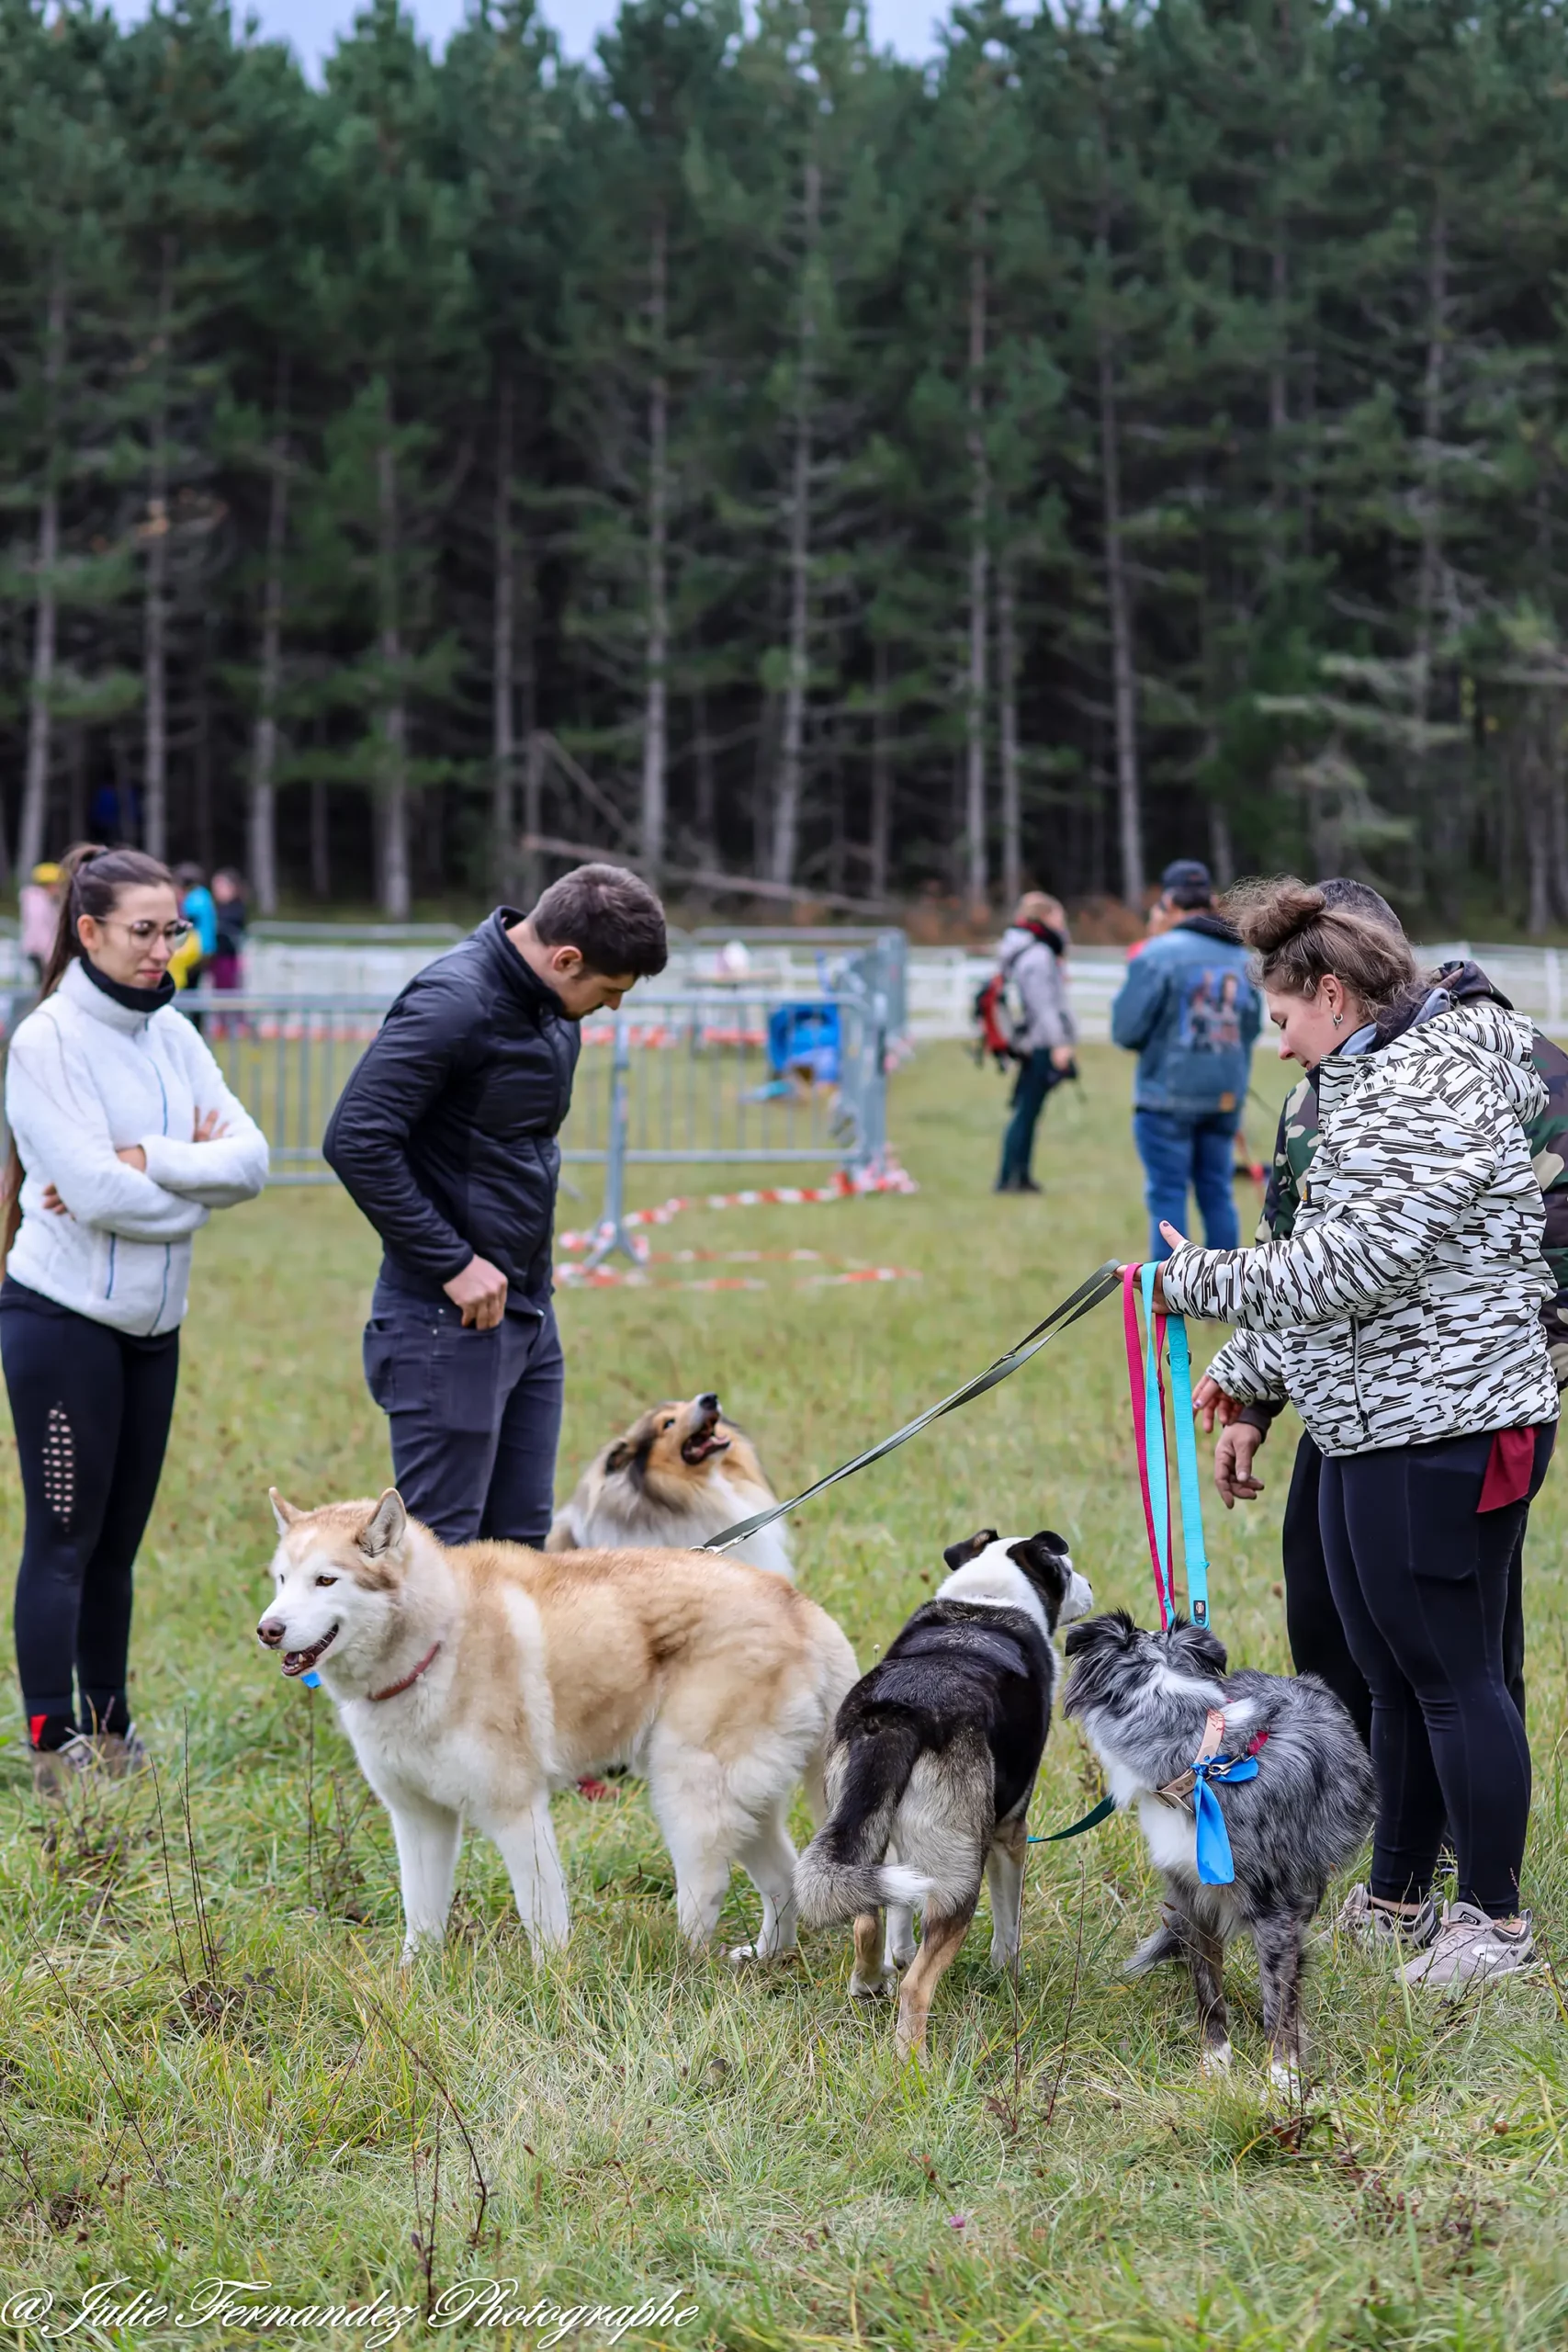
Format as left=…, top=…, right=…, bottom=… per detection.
left=3, top=841, right=175, bottom=1262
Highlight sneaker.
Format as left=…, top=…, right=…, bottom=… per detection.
left=1336, top=1883, right=1438, bottom=1952
left=1400, top=1900, right=1536, bottom=1990
left=94, top=1725, right=150, bottom=1781
left=30, top=1731, right=96, bottom=1805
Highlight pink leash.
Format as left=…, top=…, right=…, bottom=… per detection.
left=1122, top=1264, right=1173, bottom=1628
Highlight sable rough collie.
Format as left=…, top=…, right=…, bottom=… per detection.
left=257, top=1488, right=855, bottom=1961
left=1063, top=1611, right=1374, bottom=2082
left=795, top=1528, right=1092, bottom=2057
left=547, top=1392, right=791, bottom=1577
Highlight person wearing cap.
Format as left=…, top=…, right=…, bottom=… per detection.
left=19, top=865, right=62, bottom=982
left=1111, top=858, right=1261, bottom=1260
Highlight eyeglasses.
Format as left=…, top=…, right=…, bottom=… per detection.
left=103, top=918, right=194, bottom=946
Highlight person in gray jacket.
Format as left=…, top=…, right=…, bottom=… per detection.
left=995, top=893, right=1077, bottom=1194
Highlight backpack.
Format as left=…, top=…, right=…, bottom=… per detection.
left=972, top=971, right=1019, bottom=1069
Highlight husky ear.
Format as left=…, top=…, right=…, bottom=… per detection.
left=942, top=1527, right=998, bottom=1573
left=358, top=1488, right=408, bottom=1561
left=268, top=1487, right=302, bottom=1535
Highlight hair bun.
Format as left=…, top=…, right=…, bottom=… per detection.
left=1227, top=878, right=1326, bottom=956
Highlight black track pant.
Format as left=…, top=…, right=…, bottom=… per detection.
left=1317, top=1426, right=1553, bottom=1919
left=1283, top=1429, right=1528, bottom=1744
left=0, top=1280, right=179, bottom=1743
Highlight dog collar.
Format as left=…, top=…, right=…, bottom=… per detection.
left=1156, top=1708, right=1268, bottom=1803
left=367, top=1640, right=443, bottom=1703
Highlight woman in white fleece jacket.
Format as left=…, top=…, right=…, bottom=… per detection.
left=1, top=844, right=267, bottom=1798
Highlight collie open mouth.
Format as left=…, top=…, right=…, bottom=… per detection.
left=282, top=1624, right=339, bottom=1678
left=682, top=1428, right=730, bottom=1465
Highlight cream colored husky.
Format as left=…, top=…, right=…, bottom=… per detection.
left=257, top=1489, right=857, bottom=1962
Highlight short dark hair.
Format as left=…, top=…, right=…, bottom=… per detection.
left=1316, top=876, right=1403, bottom=934
left=530, top=863, right=667, bottom=978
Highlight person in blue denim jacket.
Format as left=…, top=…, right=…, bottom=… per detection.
left=1111, top=859, right=1261, bottom=1260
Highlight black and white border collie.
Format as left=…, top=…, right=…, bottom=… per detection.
left=795, top=1527, right=1093, bottom=2058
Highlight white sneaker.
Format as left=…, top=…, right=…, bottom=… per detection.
left=1399, top=1900, right=1535, bottom=1990
left=1336, top=1883, right=1438, bottom=1952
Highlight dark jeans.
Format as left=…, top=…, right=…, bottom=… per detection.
left=998, top=1051, right=1065, bottom=1187
left=1132, top=1107, right=1240, bottom=1260
left=363, top=1284, right=565, bottom=1547
left=1317, top=1425, right=1553, bottom=1918
left=0, top=1280, right=180, bottom=1739
left=1282, top=1428, right=1528, bottom=1748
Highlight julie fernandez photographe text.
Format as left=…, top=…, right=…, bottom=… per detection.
left=0, top=2277, right=703, bottom=2346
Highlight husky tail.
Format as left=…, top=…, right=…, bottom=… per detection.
left=795, top=1719, right=932, bottom=1926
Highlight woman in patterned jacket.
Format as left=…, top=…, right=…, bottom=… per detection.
left=1151, top=879, right=1557, bottom=1992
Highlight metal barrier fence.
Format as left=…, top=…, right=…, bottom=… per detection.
left=181, top=968, right=892, bottom=1195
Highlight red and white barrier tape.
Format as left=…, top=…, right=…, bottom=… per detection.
left=555, top=1155, right=919, bottom=1291
left=557, top=1154, right=917, bottom=1257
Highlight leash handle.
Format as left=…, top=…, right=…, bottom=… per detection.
left=1125, top=1265, right=1212, bottom=1631
left=1126, top=1265, right=1174, bottom=1625
left=1163, top=1313, right=1212, bottom=1629
left=1122, top=1267, right=1170, bottom=1627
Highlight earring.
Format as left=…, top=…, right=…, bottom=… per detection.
left=1332, top=1012, right=1344, bottom=1028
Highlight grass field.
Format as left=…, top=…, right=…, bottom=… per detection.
left=2, top=1040, right=1567, bottom=2350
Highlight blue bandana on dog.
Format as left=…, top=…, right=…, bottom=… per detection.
left=1163, top=1707, right=1268, bottom=1885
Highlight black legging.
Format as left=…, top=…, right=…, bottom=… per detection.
left=0, top=1280, right=179, bottom=1746
left=1317, top=1425, right=1553, bottom=1919
left=1283, top=1429, right=1529, bottom=1744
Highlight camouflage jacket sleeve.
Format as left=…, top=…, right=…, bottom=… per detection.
left=1229, top=1076, right=1318, bottom=1429
left=1257, top=1073, right=1317, bottom=1245
left=1527, top=1028, right=1568, bottom=1387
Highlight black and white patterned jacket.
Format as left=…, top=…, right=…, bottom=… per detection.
left=1159, top=1000, right=1560, bottom=1457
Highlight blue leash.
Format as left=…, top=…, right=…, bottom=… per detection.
left=1138, top=1261, right=1213, bottom=1630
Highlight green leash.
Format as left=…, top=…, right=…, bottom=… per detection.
left=1029, top=1792, right=1116, bottom=1844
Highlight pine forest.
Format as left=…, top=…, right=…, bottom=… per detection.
left=5, top=0, right=1568, bottom=929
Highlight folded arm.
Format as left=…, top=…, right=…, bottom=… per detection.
left=140, top=1036, right=269, bottom=1205
left=7, top=1032, right=208, bottom=1241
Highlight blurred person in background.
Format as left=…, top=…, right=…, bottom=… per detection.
left=210, top=869, right=248, bottom=993
left=1111, top=857, right=1261, bottom=1259
left=993, top=892, right=1077, bottom=1195
left=175, top=865, right=216, bottom=986
left=19, top=864, right=61, bottom=983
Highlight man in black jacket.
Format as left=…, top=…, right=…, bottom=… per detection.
left=323, top=864, right=667, bottom=1546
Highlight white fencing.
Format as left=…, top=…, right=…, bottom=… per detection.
left=899, top=941, right=1568, bottom=1045
left=11, top=915, right=1559, bottom=1044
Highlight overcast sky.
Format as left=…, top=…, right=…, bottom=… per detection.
left=134, top=0, right=949, bottom=75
